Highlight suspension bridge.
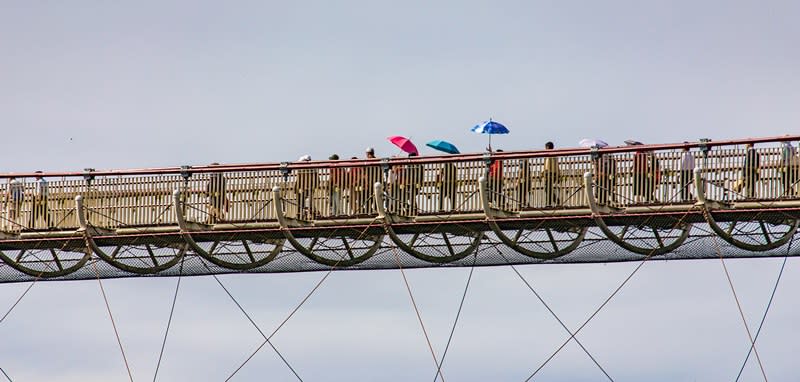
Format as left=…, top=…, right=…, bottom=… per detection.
left=1, top=134, right=798, bottom=381
left=0, top=135, right=797, bottom=282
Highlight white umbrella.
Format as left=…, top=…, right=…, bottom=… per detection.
left=579, top=138, right=608, bottom=148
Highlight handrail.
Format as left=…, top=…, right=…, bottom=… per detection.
left=1, top=134, right=797, bottom=178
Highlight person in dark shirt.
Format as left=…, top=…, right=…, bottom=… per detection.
left=593, top=155, right=617, bottom=206
left=742, top=143, right=760, bottom=198
left=403, top=152, right=423, bottom=215
left=328, top=154, right=345, bottom=216
left=437, top=161, right=458, bottom=211
left=361, top=147, right=381, bottom=214
left=779, top=142, right=797, bottom=197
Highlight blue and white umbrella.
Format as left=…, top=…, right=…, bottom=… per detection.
left=471, top=119, right=509, bottom=151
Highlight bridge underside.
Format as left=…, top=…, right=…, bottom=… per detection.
left=1, top=206, right=798, bottom=284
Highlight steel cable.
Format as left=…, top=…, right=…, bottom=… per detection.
left=491, top=243, right=613, bottom=381
left=524, top=207, right=696, bottom=380
left=389, top=243, right=445, bottom=382
left=432, top=251, right=478, bottom=382
left=152, top=256, right=186, bottom=382
left=92, top=261, right=134, bottom=382
left=710, top=235, right=768, bottom=381
left=223, top=218, right=383, bottom=380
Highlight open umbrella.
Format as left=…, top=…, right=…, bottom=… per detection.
left=388, top=135, right=419, bottom=155
left=624, top=139, right=644, bottom=146
left=579, top=138, right=608, bottom=148
left=471, top=119, right=509, bottom=151
left=426, top=140, right=460, bottom=154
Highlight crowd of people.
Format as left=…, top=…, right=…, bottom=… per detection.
left=273, top=140, right=800, bottom=220
left=5, top=141, right=800, bottom=226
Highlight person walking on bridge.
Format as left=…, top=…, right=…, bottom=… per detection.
left=328, top=154, right=345, bottom=216
left=403, top=152, right=423, bottom=215
left=678, top=146, right=695, bottom=202
left=347, top=157, right=362, bottom=215
left=742, top=143, right=761, bottom=198
left=779, top=142, right=797, bottom=197
left=360, top=147, right=382, bottom=214
left=296, top=155, right=319, bottom=219
left=487, top=149, right=504, bottom=208
left=29, top=171, right=51, bottom=229
left=516, top=158, right=531, bottom=209
left=205, top=164, right=228, bottom=224
left=6, top=177, right=24, bottom=223
left=437, top=160, right=458, bottom=212
left=593, top=154, right=617, bottom=206
left=542, top=142, right=560, bottom=207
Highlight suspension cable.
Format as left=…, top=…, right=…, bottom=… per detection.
left=432, top=251, right=478, bottom=382
left=710, top=235, right=768, bottom=381
left=734, top=236, right=794, bottom=381
left=222, top=268, right=325, bottom=381
left=491, top=244, right=613, bottom=381
left=92, top=261, right=134, bottom=382
left=389, top=243, right=444, bottom=382
left=0, top=367, right=11, bottom=382
left=0, top=281, right=36, bottom=326
left=224, top=218, right=384, bottom=380
left=152, top=256, right=186, bottom=382
left=525, top=256, right=645, bottom=381
left=1, top=240, right=74, bottom=326
left=202, top=263, right=302, bottom=381
left=734, top=256, right=789, bottom=382
left=525, top=208, right=696, bottom=380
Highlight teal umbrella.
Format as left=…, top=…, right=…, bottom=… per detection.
left=426, top=140, right=460, bottom=154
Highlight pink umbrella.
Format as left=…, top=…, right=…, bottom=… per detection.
left=387, top=135, right=419, bottom=155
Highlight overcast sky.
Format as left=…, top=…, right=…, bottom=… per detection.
left=1, top=1, right=800, bottom=381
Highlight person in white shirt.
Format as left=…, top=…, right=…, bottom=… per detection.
left=30, top=171, right=51, bottom=229
left=679, top=146, right=695, bottom=201
left=6, top=177, right=24, bottom=221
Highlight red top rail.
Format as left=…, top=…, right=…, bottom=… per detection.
left=1, top=134, right=797, bottom=179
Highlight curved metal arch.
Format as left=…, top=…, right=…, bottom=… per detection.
left=693, top=168, right=798, bottom=251
left=0, top=196, right=93, bottom=278
left=77, top=195, right=186, bottom=274
left=173, top=190, right=283, bottom=270
left=272, top=187, right=381, bottom=267
left=373, top=183, right=481, bottom=263
left=0, top=247, right=92, bottom=279
left=584, top=173, right=691, bottom=256
left=478, top=177, right=586, bottom=259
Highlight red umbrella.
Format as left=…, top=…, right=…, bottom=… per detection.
left=387, top=136, right=419, bottom=155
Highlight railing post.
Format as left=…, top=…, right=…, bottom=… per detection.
left=177, top=167, right=191, bottom=217
left=482, top=152, right=492, bottom=176
left=82, top=168, right=95, bottom=226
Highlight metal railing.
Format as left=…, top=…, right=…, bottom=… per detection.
left=1, top=135, right=798, bottom=233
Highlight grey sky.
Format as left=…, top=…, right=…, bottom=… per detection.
left=1, top=1, right=800, bottom=380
